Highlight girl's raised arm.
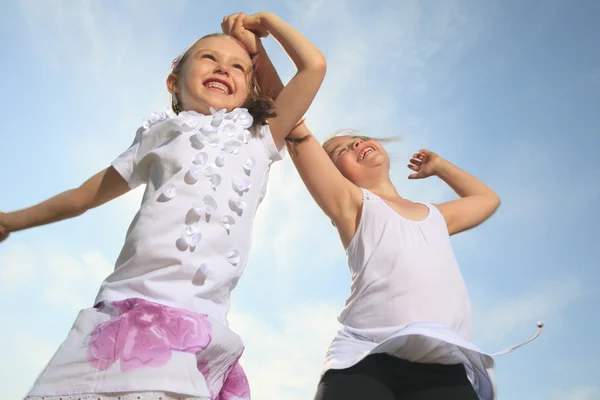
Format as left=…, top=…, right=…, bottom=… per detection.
left=408, top=150, right=501, bottom=235
left=0, top=166, right=130, bottom=241
left=242, top=12, right=326, bottom=149
left=288, top=123, right=363, bottom=248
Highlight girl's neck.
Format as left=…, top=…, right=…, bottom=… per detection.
left=364, top=178, right=402, bottom=200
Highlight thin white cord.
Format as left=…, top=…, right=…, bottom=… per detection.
left=491, top=321, right=544, bottom=357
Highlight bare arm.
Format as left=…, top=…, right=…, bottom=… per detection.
left=288, top=123, right=362, bottom=248
left=0, top=166, right=130, bottom=240
left=243, top=12, right=326, bottom=149
left=222, top=14, right=285, bottom=101
left=409, top=150, right=500, bottom=235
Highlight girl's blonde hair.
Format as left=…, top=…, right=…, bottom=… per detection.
left=322, top=129, right=401, bottom=156
left=169, top=33, right=276, bottom=126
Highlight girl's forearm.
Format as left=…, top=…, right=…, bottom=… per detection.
left=435, top=159, right=498, bottom=199
left=262, top=13, right=326, bottom=71
left=253, top=41, right=284, bottom=100
left=3, top=189, right=89, bottom=232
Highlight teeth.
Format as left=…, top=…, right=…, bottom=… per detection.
left=205, top=81, right=230, bottom=94
left=360, top=148, right=374, bottom=160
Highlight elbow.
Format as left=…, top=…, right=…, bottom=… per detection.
left=490, top=192, right=501, bottom=212
left=70, top=188, right=93, bottom=216
left=305, top=52, right=327, bottom=76
left=315, top=53, right=327, bottom=75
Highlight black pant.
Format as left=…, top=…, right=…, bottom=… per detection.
left=315, top=354, right=479, bottom=400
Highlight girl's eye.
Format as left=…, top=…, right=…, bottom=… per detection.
left=233, top=64, right=245, bottom=72
left=202, top=54, right=216, bottom=61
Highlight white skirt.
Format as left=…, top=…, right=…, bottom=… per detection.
left=323, top=321, right=496, bottom=400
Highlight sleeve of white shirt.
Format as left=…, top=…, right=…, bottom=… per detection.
left=111, top=127, right=147, bottom=189
left=254, top=123, right=286, bottom=162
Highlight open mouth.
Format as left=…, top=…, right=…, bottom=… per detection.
left=358, top=146, right=376, bottom=162
left=203, top=78, right=232, bottom=95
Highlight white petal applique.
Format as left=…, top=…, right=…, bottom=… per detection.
left=238, top=129, right=251, bottom=144
left=227, top=249, right=241, bottom=265
left=162, top=183, right=177, bottom=200
left=194, top=152, right=209, bottom=166
left=200, top=124, right=220, bottom=147
left=243, top=158, right=255, bottom=175
left=229, top=196, right=247, bottom=216
left=203, top=165, right=216, bottom=177
left=221, top=122, right=237, bottom=137
left=208, top=173, right=222, bottom=190
left=223, top=140, right=243, bottom=155
left=232, top=176, right=252, bottom=195
left=236, top=109, right=253, bottom=128
left=181, top=118, right=199, bottom=132
left=200, top=124, right=218, bottom=135
left=190, top=133, right=205, bottom=150
left=210, top=107, right=227, bottom=127
left=215, top=151, right=227, bottom=167
left=226, top=108, right=241, bottom=120
left=202, top=195, right=218, bottom=215
left=205, top=132, right=220, bottom=147
left=142, top=108, right=176, bottom=131
left=192, top=263, right=209, bottom=286
left=187, top=164, right=204, bottom=183
left=182, top=224, right=202, bottom=247
left=191, top=195, right=218, bottom=220
left=221, top=215, right=235, bottom=233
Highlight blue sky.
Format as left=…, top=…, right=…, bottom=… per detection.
left=0, top=0, right=599, bottom=399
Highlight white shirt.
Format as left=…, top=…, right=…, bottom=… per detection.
left=99, top=107, right=283, bottom=323
left=323, top=189, right=496, bottom=400
left=27, top=108, right=283, bottom=398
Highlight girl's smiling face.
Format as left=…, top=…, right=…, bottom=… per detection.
left=324, top=135, right=390, bottom=185
left=168, top=35, right=253, bottom=114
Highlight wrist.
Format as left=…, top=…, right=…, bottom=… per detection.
left=432, top=158, right=451, bottom=176
left=0, top=214, right=12, bottom=233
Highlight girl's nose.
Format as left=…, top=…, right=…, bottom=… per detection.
left=214, top=64, right=230, bottom=76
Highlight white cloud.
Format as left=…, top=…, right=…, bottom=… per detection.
left=1, top=240, right=113, bottom=312
left=0, top=241, right=37, bottom=285
left=475, top=275, right=586, bottom=345
left=548, top=385, right=600, bottom=400
left=229, top=302, right=341, bottom=400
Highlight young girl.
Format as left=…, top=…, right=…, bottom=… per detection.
left=287, top=125, right=542, bottom=400
left=0, top=12, right=326, bottom=400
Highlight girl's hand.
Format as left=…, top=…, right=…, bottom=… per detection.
left=0, top=213, right=10, bottom=242
left=221, top=13, right=265, bottom=55
left=408, top=149, right=443, bottom=179
left=242, top=12, right=271, bottom=38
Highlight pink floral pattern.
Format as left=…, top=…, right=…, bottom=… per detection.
left=216, top=361, right=251, bottom=400
left=88, top=298, right=212, bottom=372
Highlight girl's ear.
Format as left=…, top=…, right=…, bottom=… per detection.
left=166, top=73, right=180, bottom=94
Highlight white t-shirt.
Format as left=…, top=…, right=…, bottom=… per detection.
left=100, top=107, right=283, bottom=323
left=26, top=108, right=283, bottom=398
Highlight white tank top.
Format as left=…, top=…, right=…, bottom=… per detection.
left=324, top=189, right=543, bottom=400
left=341, top=188, right=472, bottom=337
left=325, top=189, right=497, bottom=399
